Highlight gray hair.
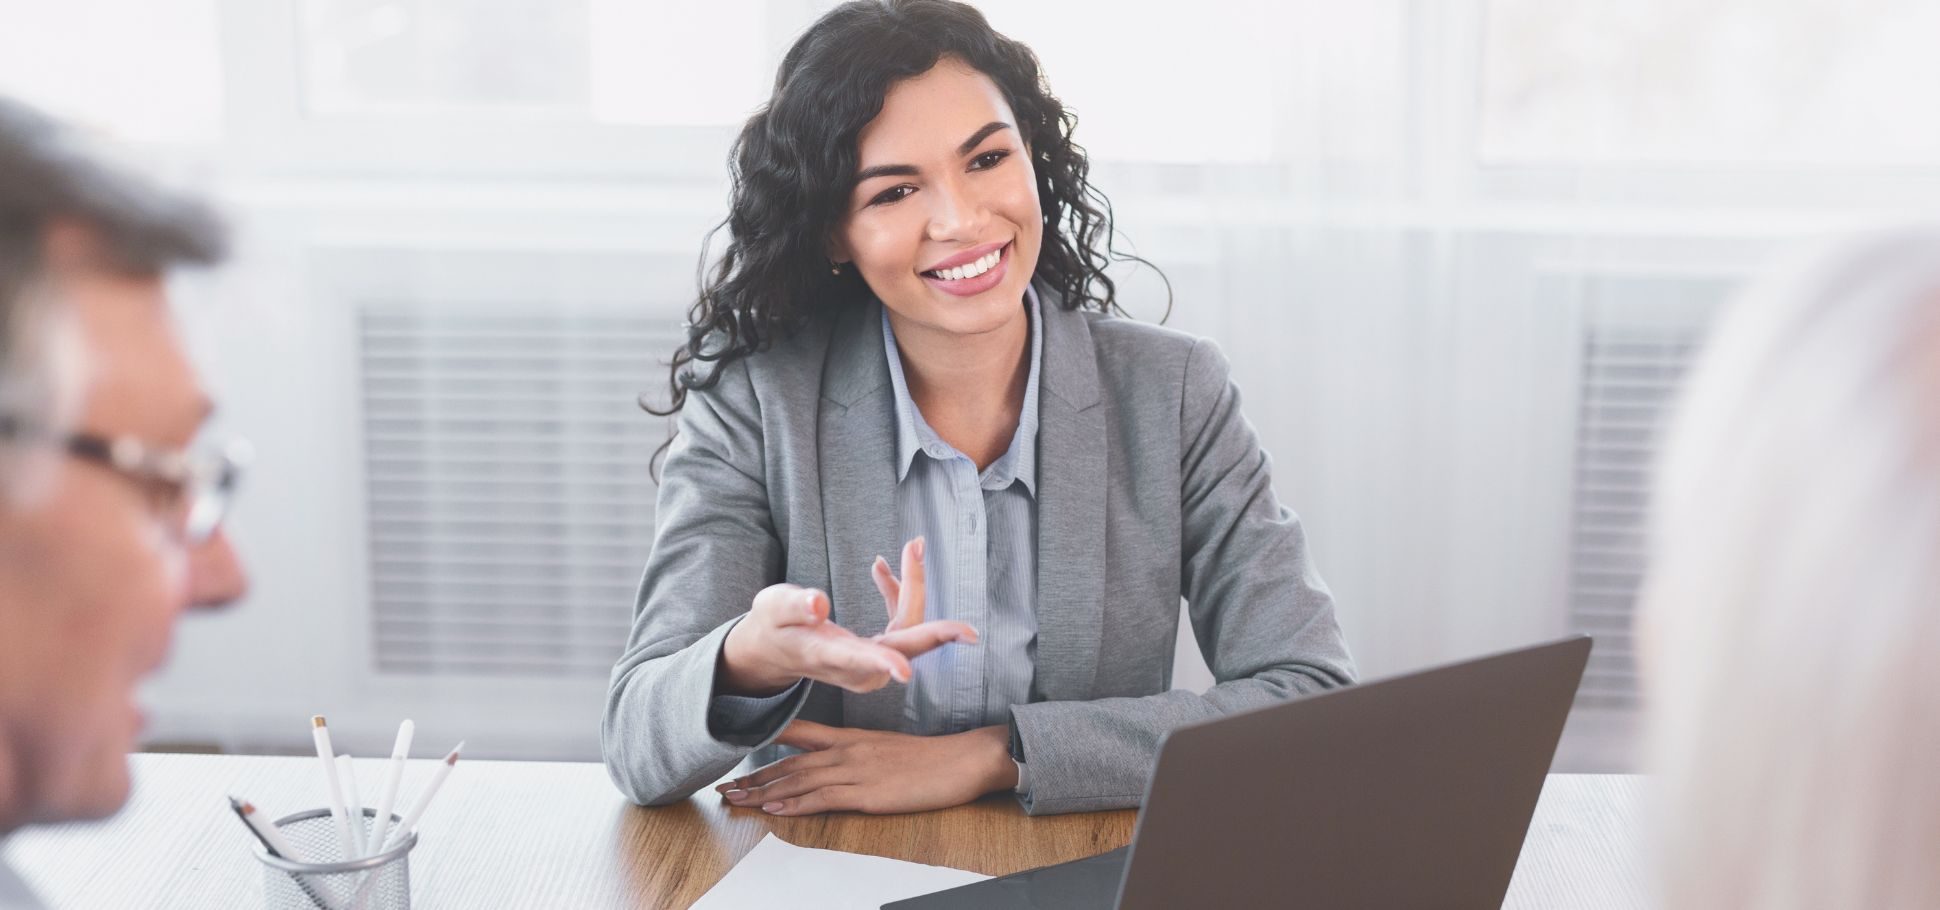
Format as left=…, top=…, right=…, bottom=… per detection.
left=0, top=95, right=227, bottom=500
left=1638, top=226, right=1940, bottom=909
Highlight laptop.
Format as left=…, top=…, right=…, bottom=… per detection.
left=885, top=635, right=1592, bottom=910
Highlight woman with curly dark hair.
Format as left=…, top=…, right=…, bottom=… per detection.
left=602, top=0, right=1354, bottom=817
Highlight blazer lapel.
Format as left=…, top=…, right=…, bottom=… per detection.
left=817, top=298, right=907, bottom=731
left=1032, top=292, right=1107, bottom=703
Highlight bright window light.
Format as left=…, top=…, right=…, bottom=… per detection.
left=0, top=0, right=224, bottom=144
left=1482, top=0, right=1940, bottom=166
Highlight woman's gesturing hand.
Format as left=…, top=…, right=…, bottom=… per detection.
left=718, top=537, right=976, bottom=696
left=715, top=720, right=1016, bottom=815
left=870, top=535, right=966, bottom=657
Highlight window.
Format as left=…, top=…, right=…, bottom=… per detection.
left=297, top=0, right=771, bottom=125
left=1481, top=0, right=1940, bottom=166
left=0, top=0, right=224, bottom=144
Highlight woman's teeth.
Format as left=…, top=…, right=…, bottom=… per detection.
left=926, top=247, right=1002, bottom=281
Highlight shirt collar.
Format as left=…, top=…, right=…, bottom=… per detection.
left=881, top=284, right=1042, bottom=495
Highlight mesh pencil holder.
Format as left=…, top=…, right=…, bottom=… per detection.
left=255, top=808, right=416, bottom=910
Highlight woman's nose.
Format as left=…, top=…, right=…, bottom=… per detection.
left=925, top=176, right=987, bottom=241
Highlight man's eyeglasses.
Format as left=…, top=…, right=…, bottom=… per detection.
left=0, top=416, right=250, bottom=545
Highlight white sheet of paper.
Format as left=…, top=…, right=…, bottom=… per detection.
left=692, top=833, right=991, bottom=910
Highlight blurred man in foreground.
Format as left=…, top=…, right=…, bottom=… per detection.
left=0, top=96, right=250, bottom=908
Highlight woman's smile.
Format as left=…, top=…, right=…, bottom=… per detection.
left=920, top=240, right=1011, bottom=297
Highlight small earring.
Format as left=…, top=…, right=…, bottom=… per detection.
left=829, top=261, right=842, bottom=275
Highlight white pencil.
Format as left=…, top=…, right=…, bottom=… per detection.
left=233, top=796, right=310, bottom=864
left=337, top=754, right=366, bottom=857
left=234, top=797, right=338, bottom=910
left=365, top=719, right=414, bottom=856
left=311, top=716, right=357, bottom=861
left=380, top=741, right=462, bottom=852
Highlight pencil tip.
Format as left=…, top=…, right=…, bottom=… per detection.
left=447, top=741, right=464, bottom=763
left=240, top=801, right=256, bottom=815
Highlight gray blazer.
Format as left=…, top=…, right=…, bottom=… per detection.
left=602, top=288, right=1355, bottom=816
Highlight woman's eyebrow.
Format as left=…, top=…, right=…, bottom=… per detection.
left=852, top=121, right=1016, bottom=185
left=855, top=162, right=919, bottom=183
left=955, top=120, right=1013, bottom=155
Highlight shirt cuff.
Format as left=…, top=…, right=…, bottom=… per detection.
left=1007, top=710, right=1031, bottom=795
left=707, top=679, right=809, bottom=746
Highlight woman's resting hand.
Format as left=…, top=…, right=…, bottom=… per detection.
left=715, top=720, right=1017, bottom=815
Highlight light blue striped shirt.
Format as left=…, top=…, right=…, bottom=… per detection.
left=881, top=288, right=1041, bottom=736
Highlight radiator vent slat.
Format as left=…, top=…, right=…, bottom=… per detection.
left=1567, top=321, right=1706, bottom=711
left=361, top=305, right=677, bottom=678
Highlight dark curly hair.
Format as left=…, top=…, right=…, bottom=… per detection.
left=647, top=0, right=1166, bottom=438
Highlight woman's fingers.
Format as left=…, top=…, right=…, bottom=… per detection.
left=717, top=746, right=840, bottom=795
left=752, top=584, right=826, bottom=629
left=738, top=766, right=847, bottom=806
left=893, top=537, right=926, bottom=630
left=761, top=784, right=868, bottom=817
left=805, top=633, right=909, bottom=691
left=875, top=620, right=978, bottom=659
left=863, top=644, right=913, bottom=687
left=870, top=556, right=900, bottom=623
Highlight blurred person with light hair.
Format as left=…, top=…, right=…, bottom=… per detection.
left=1637, top=226, right=1940, bottom=910
left=0, top=96, right=250, bottom=909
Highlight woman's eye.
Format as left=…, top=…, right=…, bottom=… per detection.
left=971, top=149, right=1010, bottom=170
left=869, top=185, right=915, bottom=207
